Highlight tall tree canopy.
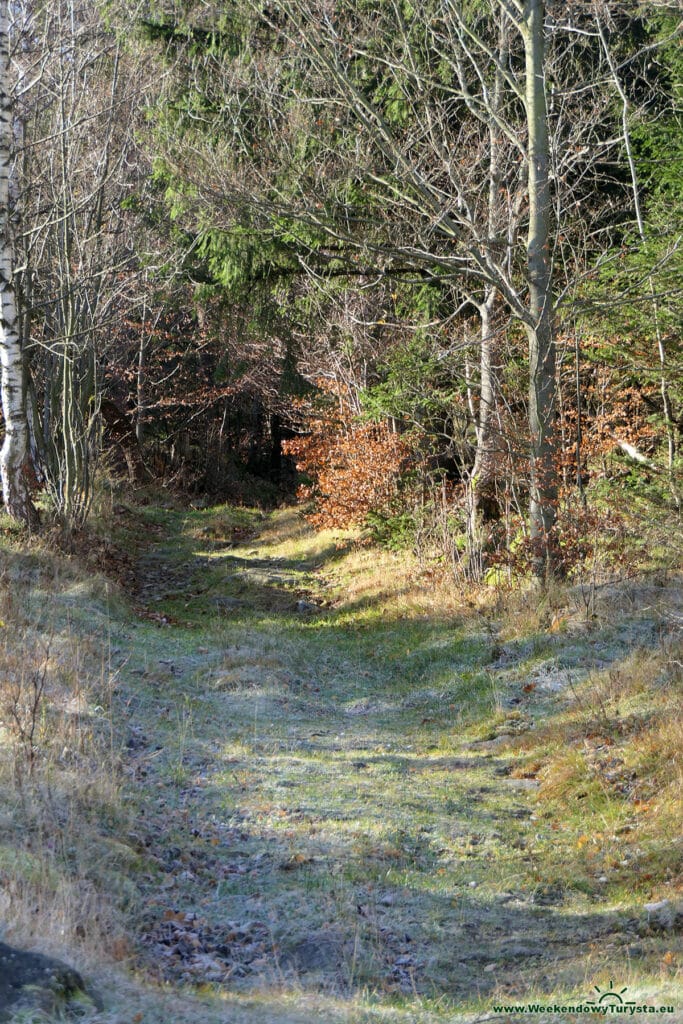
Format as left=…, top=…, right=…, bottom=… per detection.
left=0, top=0, right=679, bottom=581
left=138, top=0, right=678, bottom=573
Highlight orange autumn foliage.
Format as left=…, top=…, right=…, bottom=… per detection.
left=283, top=382, right=412, bottom=530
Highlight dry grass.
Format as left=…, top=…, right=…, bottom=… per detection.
left=0, top=536, right=134, bottom=971
left=497, top=636, right=683, bottom=905
left=1, top=496, right=682, bottom=1022
left=198, top=502, right=683, bottom=901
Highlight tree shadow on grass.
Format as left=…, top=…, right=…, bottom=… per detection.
left=137, top=769, right=648, bottom=1006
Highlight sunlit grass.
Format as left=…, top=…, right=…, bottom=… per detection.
left=1, top=490, right=681, bottom=1021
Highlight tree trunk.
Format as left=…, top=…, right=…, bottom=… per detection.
left=0, top=1, right=35, bottom=525
left=465, top=7, right=508, bottom=579
left=471, top=292, right=501, bottom=516
left=524, top=0, right=557, bottom=577
left=466, top=292, right=502, bottom=579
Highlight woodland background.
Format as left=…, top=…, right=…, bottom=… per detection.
left=0, top=4, right=682, bottom=1020
left=1, top=0, right=682, bottom=574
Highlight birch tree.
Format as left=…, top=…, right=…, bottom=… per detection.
left=14, top=0, right=156, bottom=528
left=0, top=0, right=35, bottom=524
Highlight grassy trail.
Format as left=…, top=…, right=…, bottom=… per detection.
left=88, top=502, right=681, bottom=1022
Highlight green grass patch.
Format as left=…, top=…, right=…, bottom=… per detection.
left=0, top=490, right=680, bottom=1022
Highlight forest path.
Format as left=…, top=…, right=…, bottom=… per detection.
left=109, top=502, right=679, bottom=1023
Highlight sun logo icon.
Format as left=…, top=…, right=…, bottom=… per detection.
left=586, top=981, right=636, bottom=1008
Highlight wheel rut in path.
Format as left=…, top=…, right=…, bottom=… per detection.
left=117, top=510, right=671, bottom=1010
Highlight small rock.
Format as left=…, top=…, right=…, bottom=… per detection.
left=0, top=942, right=96, bottom=1022
left=296, top=600, right=319, bottom=613
left=641, top=899, right=679, bottom=932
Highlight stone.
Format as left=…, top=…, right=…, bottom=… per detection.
left=641, top=899, right=681, bottom=932
left=0, top=941, right=95, bottom=1022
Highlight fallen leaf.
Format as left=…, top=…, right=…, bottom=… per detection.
left=279, top=854, right=314, bottom=870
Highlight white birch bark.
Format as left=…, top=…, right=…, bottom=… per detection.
left=0, top=0, right=34, bottom=524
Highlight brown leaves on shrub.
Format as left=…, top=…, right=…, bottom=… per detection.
left=283, top=381, right=411, bottom=530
